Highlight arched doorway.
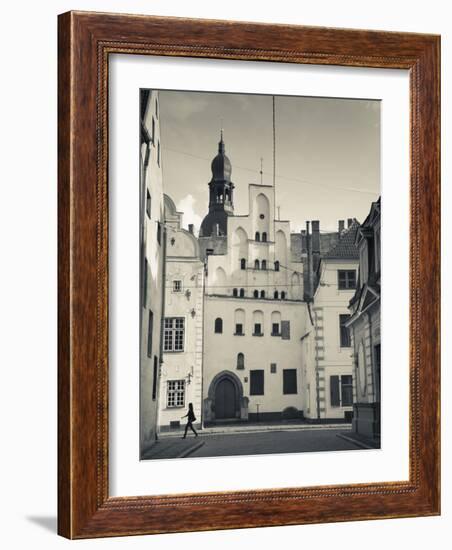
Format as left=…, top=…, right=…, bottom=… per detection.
left=215, top=378, right=237, bottom=419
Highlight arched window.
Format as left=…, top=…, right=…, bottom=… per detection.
left=281, top=291, right=286, bottom=300
left=254, top=259, right=260, bottom=270
left=239, top=288, right=245, bottom=297
left=237, top=352, right=245, bottom=370
left=253, top=310, right=264, bottom=336
left=274, top=290, right=279, bottom=299
left=214, top=318, right=223, bottom=333
left=271, top=311, right=281, bottom=336
left=240, top=258, right=246, bottom=270
left=274, top=261, right=280, bottom=271
left=234, top=309, right=245, bottom=335
left=261, top=260, right=267, bottom=270
left=255, top=232, right=260, bottom=241
left=233, top=288, right=238, bottom=297
left=253, top=290, right=259, bottom=298
left=262, top=232, right=267, bottom=242
left=260, top=290, right=266, bottom=298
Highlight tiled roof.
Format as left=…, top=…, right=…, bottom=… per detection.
left=323, top=219, right=360, bottom=260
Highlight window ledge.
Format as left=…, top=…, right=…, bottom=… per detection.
left=271, top=333, right=281, bottom=337
left=252, top=333, right=264, bottom=337
left=234, top=333, right=245, bottom=336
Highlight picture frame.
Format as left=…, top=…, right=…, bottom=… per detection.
left=58, top=11, right=440, bottom=539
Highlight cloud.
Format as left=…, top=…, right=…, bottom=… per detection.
left=176, top=194, right=203, bottom=236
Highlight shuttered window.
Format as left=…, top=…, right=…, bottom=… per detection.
left=330, top=375, right=340, bottom=407
left=341, top=375, right=353, bottom=406
left=281, top=320, right=291, bottom=340
left=283, top=369, right=297, bottom=394
left=250, top=370, right=264, bottom=395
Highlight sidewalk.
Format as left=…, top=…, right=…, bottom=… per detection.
left=142, top=437, right=205, bottom=460
left=159, top=421, right=352, bottom=438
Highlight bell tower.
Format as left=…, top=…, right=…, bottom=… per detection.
left=199, top=130, right=235, bottom=238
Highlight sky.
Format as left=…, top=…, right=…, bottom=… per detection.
left=157, top=90, right=380, bottom=234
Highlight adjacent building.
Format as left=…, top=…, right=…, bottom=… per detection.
left=346, top=198, right=381, bottom=443
left=140, top=90, right=165, bottom=452
left=158, top=195, right=205, bottom=432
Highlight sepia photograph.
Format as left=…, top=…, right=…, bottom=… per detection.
left=139, top=89, right=381, bottom=460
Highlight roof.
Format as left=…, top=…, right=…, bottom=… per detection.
left=322, top=219, right=360, bottom=260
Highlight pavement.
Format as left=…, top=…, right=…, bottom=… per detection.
left=142, top=424, right=363, bottom=460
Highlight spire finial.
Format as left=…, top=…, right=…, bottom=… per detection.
left=218, top=119, right=225, bottom=153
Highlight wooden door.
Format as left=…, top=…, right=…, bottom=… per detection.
left=215, top=378, right=236, bottom=419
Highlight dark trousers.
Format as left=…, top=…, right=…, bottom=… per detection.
left=183, top=421, right=198, bottom=438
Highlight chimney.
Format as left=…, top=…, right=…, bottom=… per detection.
left=311, top=220, right=321, bottom=281
left=347, top=218, right=353, bottom=228
left=338, top=220, right=345, bottom=233
left=304, top=221, right=312, bottom=300
left=188, top=224, right=194, bottom=234
left=301, top=229, right=307, bottom=255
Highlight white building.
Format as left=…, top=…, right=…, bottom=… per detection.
left=199, top=133, right=309, bottom=423
left=158, top=195, right=205, bottom=432
left=304, top=220, right=360, bottom=421
left=140, top=90, right=165, bottom=453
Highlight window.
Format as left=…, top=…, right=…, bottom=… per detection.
left=262, top=232, right=267, bottom=242
left=155, top=98, right=159, bottom=118
left=151, top=116, right=155, bottom=144
left=273, top=291, right=279, bottom=299
left=271, top=311, right=281, bottom=336
left=173, top=280, right=182, bottom=292
left=143, top=259, right=149, bottom=307
left=261, top=260, right=267, bottom=270
left=255, top=232, right=260, bottom=241
left=253, top=323, right=262, bottom=336
left=240, top=258, right=246, bottom=270
left=250, top=370, right=264, bottom=395
left=235, top=323, right=243, bottom=335
left=338, top=270, right=357, bottom=289
left=272, top=323, right=280, bottom=335
left=206, top=248, right=214, bottom=256
left=281, top=291, right=286, bottom=300
left=270, top=363, right=277, bottom=374
left=239, top=288, right=245, bottom=297
left=260, top=290, right=265, bottom=298
left=157, top=221, right=162, bottom=245
left=330, top=375, right=353, bottom=407
left=167, top=380, right=185, bottom=408
left=341, top=375, right=353, bottom=406
left=274, top=261, right=280, bottom=272
left=253, top=290, right=259, bottom=298
left=146, top=190, right=151, bottom=218
left=237, top=352, right=245, bottom=370
left=283, top=369, right=297, bottom=394
left=147, top=310, right=153, bottom=357
left=152, top=356, right=158, bottom=400
left=254, top=259, right=260, bottom=270
left=339, top=314, right=351, bottom=347
left=214, top=317, right=223, bottom=333
left=233, top=288, right=238, bottom=297
left=281, top=320, right=291, bottom=340
left=164, top=317, right=185, bottom=352
left=157, top=140, right=160, bottom=166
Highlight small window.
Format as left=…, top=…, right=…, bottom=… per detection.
left=338, top=270, right=357, bottom=290
left=253, top=290, right=259, bottom=298
left=239, top=288, right=245, bottom=297
left=283, top=369, right=297, bottom=394
left=157, top=222, right=162, bottom=245
left=281, top=291, right=286, bottom=300
left=235, top=323, right=243, bottom=335
left=214, top=318, right=223, bottom=334
left=260, top=290, right=265, bottom=298
left=146, top=190, right=151, bottom=218
left=237, top=352, right=245, bottom=370
left=254, top=259, right=260, bottom=270
left=147, top=310, right=154, bottom=357
left=339, top=314, right=351, bottom=347
left=233, top=288, right=238, bottom=297
left=270, top=363, right=277, bottom=374
left=206, top=249, right=214, bottom=256
left=152, top=356, right=158, bottom=400
left=341, top=375, right=353, bottom=406
left=155, top=98, right=159, bottom=118
left=250, top=370, right=264, bottom=395
left=253, top=323, right=262, bottom=336
left=262, top=232, right=267, bottom=242
left=167, top=379, right=185, bottom=408
left=274, top=291, right=279, bottom=299
left=259, top=214, right=265, bottom=220
left=274, top=261, right=280, bottom=272
left=151, top=116, right=155, bottom=144
left=157, top=140, right=160, bottom=166
left=173, top=280, right=182, bottom=292
left=240, top=258, right=246, bottom=270
left=272, top=322, right=280, bottom=336
left=261, top=260, right=267, bottom=270
left=255, top=232, right=260, bottom=242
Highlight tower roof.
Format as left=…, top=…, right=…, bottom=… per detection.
left=210, top=129, right=232, bottom=182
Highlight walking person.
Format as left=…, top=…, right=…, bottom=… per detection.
left=181, top=403, right=198, bottom=438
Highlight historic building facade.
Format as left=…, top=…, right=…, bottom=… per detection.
left=140, top=90, right=165, bottom=452
left=158, top=195, right=205, bottom=432
left=346, top=198, right=381, bottom=443
left=304, top=220, right=360, bottom=421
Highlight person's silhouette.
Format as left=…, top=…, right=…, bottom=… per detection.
left=181, top=403, right=198, bottom=438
